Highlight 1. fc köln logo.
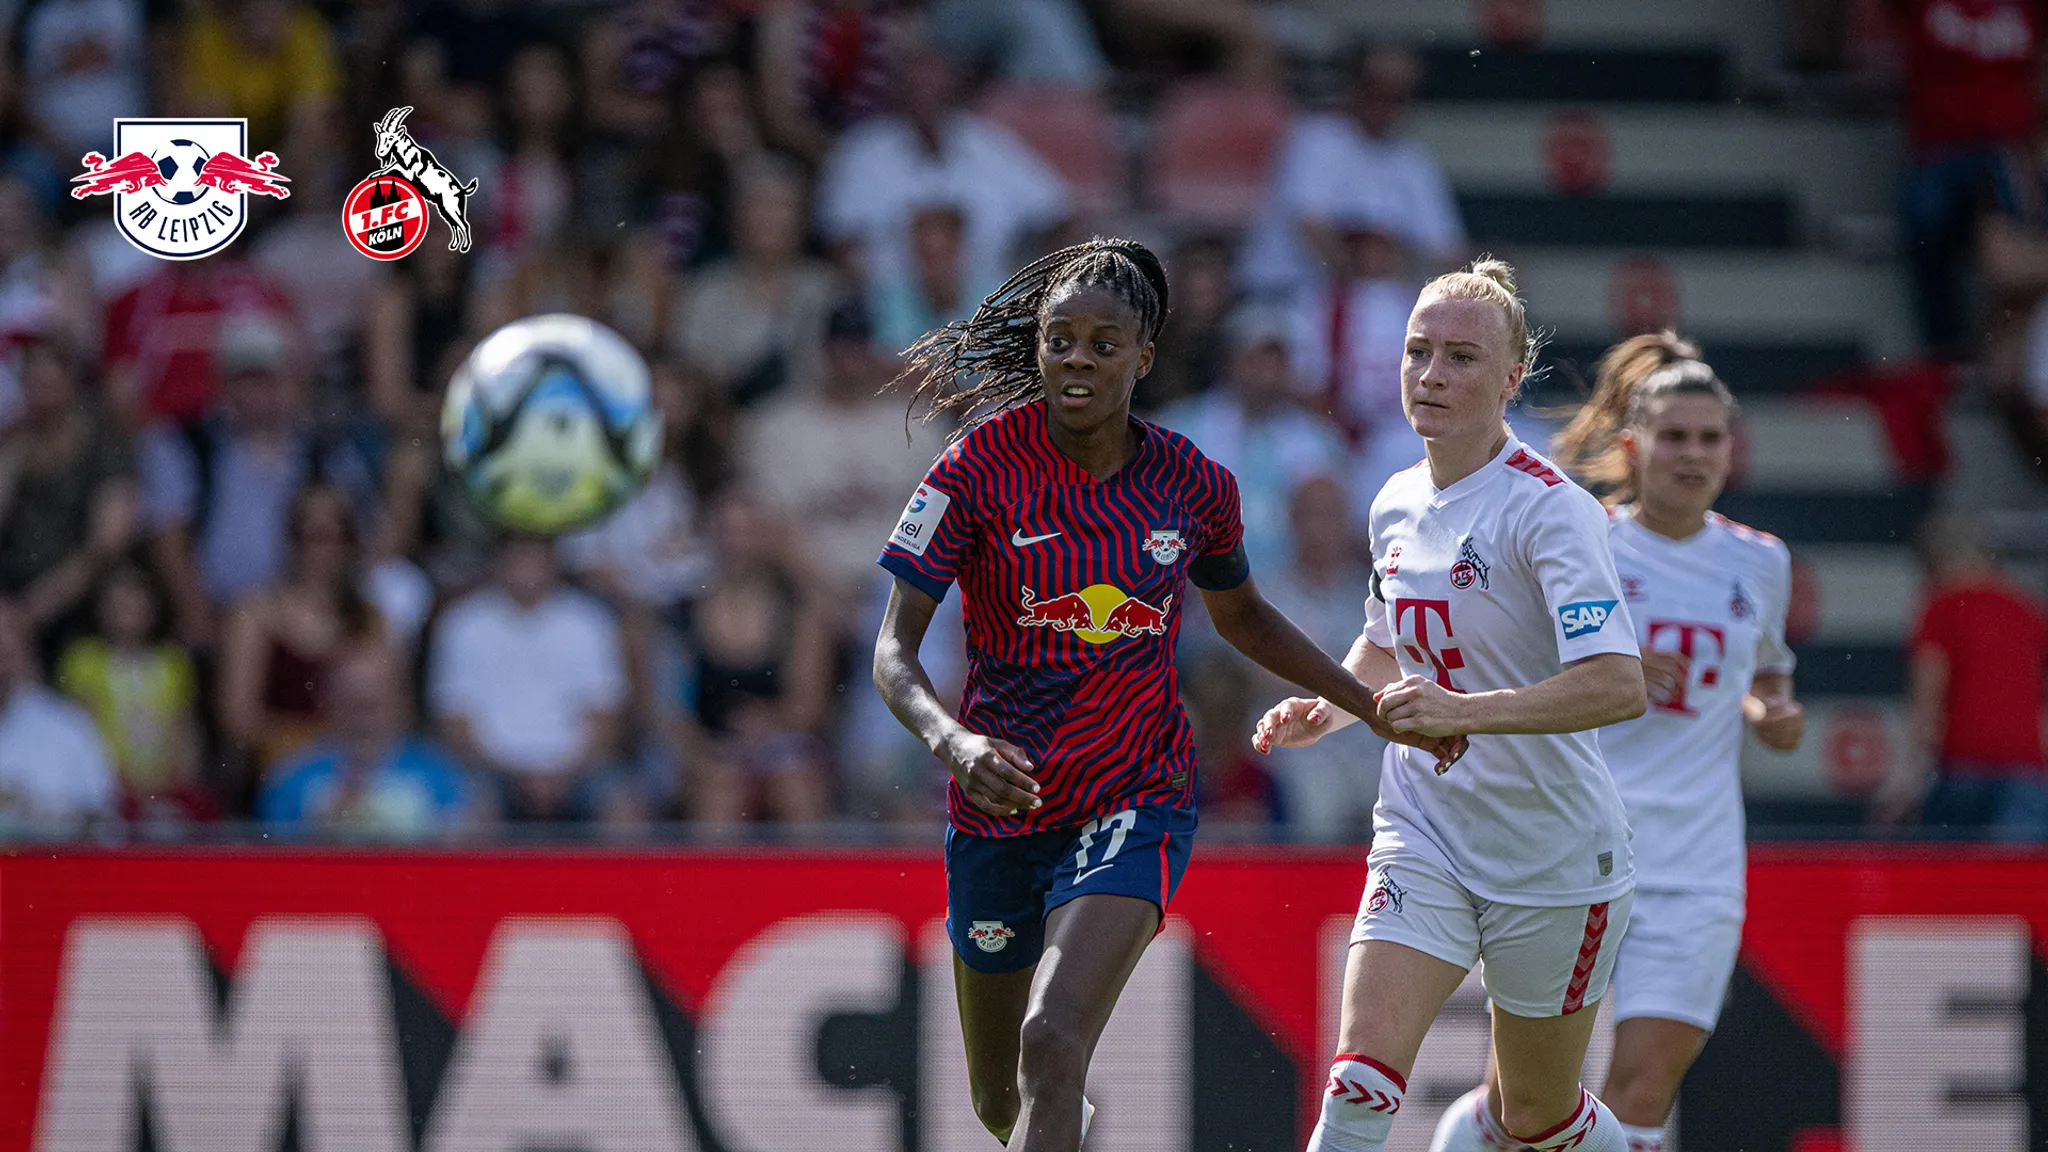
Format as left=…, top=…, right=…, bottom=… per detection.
left=344, top=106, right=477, bottom=260
left=71, top=119, right=287, bottom=260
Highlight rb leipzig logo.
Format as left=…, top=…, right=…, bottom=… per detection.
left=71, top=119, right=287, bottom=261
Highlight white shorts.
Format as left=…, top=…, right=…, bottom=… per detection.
left=1349, top=851, right=1634, bottom=1019
left=1608, top=887, right=1746, bottom=1032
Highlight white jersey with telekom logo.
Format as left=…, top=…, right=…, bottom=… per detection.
left=1599, top=509, right=1795, bottom=897
left=1363, top=436, right=1640, bottom=907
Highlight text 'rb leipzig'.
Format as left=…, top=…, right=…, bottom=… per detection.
left=71, top=119, right=287, bottom=260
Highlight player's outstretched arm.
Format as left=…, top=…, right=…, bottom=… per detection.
left=872, top=578, right=1041, bottom=817
left=1205, top=578, right=1463, bottom=768
left=1379, top=651, right=1647, bottom=738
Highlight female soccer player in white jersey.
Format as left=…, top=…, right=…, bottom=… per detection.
left=1429, top=334, right=1806, bottom=1152
left=1254, top=259, right=1648, bottom=1152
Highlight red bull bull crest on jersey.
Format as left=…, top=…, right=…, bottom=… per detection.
left=71, top=119, right=287, bottom=260
left=1018, top=585, right=1172, bottom=643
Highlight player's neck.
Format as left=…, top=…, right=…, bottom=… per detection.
left=1631, top=500, right=1708, bottom=542
left=1424, top=426, right=1509, bottom=491
left=1047, top=411, right=1139, bottom=481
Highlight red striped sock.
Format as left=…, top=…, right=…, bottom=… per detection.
left=1512, top=1089, right=1626, bottom=1152
left=1308, top=1053, right=1406, bottom=1152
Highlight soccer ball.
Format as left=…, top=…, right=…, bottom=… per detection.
left=441, top=314, right=661, bottom=535
left=153, top=140, right=211, bottom=205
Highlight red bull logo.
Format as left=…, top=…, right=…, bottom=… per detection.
left=967, top=920, right=1015, bottom=952
left=72, top=119, right=285, bottom=260
left=1018, top=584, right=1172, bottom=643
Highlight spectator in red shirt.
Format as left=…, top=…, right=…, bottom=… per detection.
left=1880, top=512, right=2048, bottom=836
left=1890, top=0, right=2046, bottom=356
left=102, top=258, right=300, bottom=432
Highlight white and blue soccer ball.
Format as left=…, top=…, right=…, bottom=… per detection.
left=441, top=314, right=661, bottom=535
left=153, top=139, right=211, bottom=205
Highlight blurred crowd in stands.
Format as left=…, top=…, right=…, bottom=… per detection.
left=0, top=0, right=2036, bottom=842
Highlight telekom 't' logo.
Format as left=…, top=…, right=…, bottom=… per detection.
left=1394, top=598, right=1463, bottom=690
left=1646, top=619, right=1726, bottom=716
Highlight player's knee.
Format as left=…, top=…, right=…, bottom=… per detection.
left=1016, top=1010, right=1088, bottom=1089
left=1602, top=1051, right=1684, bottom=1126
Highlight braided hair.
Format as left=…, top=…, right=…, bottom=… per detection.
left=896, top=237, right=1170, bottom=431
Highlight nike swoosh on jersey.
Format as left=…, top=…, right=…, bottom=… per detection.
left=1074, top=864, right=1114, bottom=884
left=1011, top=529, right=1062, bottom=546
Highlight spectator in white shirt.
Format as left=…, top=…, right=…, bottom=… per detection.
left=1287, top=201, right=1431, bottom=507
left=1238, top=43, right=1465, bottom=297
left=0, top=599, right=117, bottom=837
left=428, top=536, right=636, bottom=823
left=1157, top=303, right=1347, bottom=570
left=815, top=31, right=1071, bottom=299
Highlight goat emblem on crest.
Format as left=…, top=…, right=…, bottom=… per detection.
left=344, top=106, right=478, bottom=260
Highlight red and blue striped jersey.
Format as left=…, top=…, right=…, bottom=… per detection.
left=879, top=403, right=1248, bottom=836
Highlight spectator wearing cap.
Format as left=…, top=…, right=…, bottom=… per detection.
left=1156, top=303, right=1346, bottom=571
left=261, top=641, right=482, bottom=840
left=1286, top=200, right=1429, bottom=504
left=1879, top=512, right=2048, bottom=837
left=1238, top=43, right=1465, bottom=297
left=815, top=26, right=1071, bottom=300
left=0, top=599, right=117, bottom=838
left=137, top=314, right=378, bottom=652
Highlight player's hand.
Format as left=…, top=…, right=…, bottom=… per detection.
left=1253, top=696, right=1334, bottom=752
left=1746, top=695, right=1805, bottom=749
left=1640, top=650, right=1691, bottom=707
left=937, top=729, right=1041, bottom=817
left=1375, top=674, right=1470, bottom=739
left=1399, top=731, right=1469, bottom=774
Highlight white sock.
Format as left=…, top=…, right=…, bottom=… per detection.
left=1081, top=1095, right=1094, bottom=1140
left=1430, top=1085, right=1524, bottom=1151
left=1307, top=1052, right=1406, bottom=1152
left=1619, top=1121, right=1663, bottom=1152
left=1510, top=1089, right=1626, bottom=1152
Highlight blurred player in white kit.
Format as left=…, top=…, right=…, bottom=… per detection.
left=1430, top=333, right=1805, bottom=1152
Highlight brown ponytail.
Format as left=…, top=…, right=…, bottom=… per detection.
left=1550, top=331, right=1736, bottom=505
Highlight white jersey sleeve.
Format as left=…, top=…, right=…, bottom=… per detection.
left=1755, top=537, right=1796, bottom=676
left=1363, top=574, right=1391, bottom=648
left=1524, top=486, right=1641, bottom=666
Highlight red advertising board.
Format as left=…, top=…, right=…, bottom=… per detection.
left=0, top=845, right=2040, bottom=1151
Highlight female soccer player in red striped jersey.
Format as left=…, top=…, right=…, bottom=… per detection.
left=873, top=238, right=1463, bottom=1152
left=1430, top=334, right=1805, bottom=1152
left=1255, top=260, right=1649, bottom=1152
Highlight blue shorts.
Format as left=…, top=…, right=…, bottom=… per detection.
left=945, top=803, right=1196, bottom=973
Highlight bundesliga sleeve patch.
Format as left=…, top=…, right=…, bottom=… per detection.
left=1558, top=599, right=1619, bottom=639
left=889, top=485, right=950, bottom=556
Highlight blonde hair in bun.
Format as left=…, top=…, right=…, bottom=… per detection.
left=1419, top=256, right=1537, bottom=374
